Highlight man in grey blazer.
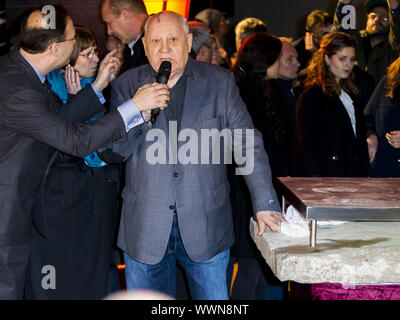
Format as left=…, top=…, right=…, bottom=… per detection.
left=106, top=11, right=284, bottom=300
left=0, top=5, right=168, bottom=299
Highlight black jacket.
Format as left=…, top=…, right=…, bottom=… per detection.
left=229, top=75, right=297, bottom=259
left=365, top=76, right=400, bottom=177
left=119, top=34, right=148, bottom=75
left=0, top=50, right=126, bottom=299
left=295, top=85, right=369, bottom=177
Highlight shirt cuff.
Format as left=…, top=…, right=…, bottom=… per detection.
left=90, top=83, right=106, bottom=104
left=117, top=99, right=144, bottom=132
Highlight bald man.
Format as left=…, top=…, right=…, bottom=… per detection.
left=101, top=0, right=149, bottom=74
left=105, top=11, right=283, bottom=300
left=0, top=5, right=166, bottom=299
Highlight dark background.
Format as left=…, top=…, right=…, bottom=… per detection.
left=1, top=0, right=369, bottom=55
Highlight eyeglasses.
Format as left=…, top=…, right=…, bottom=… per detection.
left=369, top=13, right=389, bottom=22
left=80, top=48, right=99, bottom=60
left=57, top=34, right=78, bottom=43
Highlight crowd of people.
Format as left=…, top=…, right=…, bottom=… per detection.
left=0, top=0, right=399, bottom=300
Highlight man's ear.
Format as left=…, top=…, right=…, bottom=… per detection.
left=142, top=36, right=148, bottom=56
left=187, top=32, right=193, bottom=53
left=47, top=41, right=58, bottom=58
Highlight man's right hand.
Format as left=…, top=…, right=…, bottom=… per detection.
left=132, top=83, right=170, bottom=112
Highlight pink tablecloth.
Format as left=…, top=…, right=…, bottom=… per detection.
left=289, top=283, right=400, bottom=300
left=311, top=283, right=400, bottom=300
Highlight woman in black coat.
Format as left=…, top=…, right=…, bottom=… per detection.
left=364, top=57, right=400, bottom=177
left=295, top=32, right=369, bottom=178
left=227, top=33, right=286, bottom=300
left=291, top=32, right=371, bottom=300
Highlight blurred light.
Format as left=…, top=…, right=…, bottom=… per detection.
left=144, top=0, right=191, bottom=18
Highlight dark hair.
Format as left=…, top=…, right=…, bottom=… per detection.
left=18, top=4, right=70, bottom=54
left=232, top=32, right=282, bottom=78
left=69, top=26, right=97, bottom=66
left=305, top=10, right=333, bottom=33
left=103, top=0, right=147, bottom=17
left=232, top=33, right=285, bottom=144
left=305, top=31, right=358, bottom=96
left=365, top=0, right=388, bottom=13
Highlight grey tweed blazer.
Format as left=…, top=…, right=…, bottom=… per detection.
left=108, top=58, right=280, bottom=264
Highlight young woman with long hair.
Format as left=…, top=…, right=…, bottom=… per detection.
left=295, top=31, right=369, bottom=177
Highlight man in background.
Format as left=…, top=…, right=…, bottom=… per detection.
left=0, top=4, right=165, bottom=299
left=101, top=0, right=149, bottom=75
left=188, top=21, right=213, bottom=63
left=232, top=17, right=268, bottom=65
left=336, top=0, right=400, bottom=83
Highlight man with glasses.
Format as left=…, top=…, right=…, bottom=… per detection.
left=0, top=5, right=166, bottom=299
left=336, top=0, right=400, bottom=84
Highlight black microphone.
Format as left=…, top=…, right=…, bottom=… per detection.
left=150, top=61, right=172, bottom=124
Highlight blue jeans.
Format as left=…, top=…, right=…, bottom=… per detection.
left=124, top=215, right=230, bottom=300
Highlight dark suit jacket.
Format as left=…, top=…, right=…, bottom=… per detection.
left=0, top=50, right=127, bottom=299
left=295, top=85, right=369, bottom=177
left=119, top=35, right=148, bottom=75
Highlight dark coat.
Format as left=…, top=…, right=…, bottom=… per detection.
left=0, top=50, right=126, bottom=299
left=365, top=76, right=400, bottom=177
left=25, top=155, right=121, bottom=300
left=119, top=34, right=148, bottom=75
left=293, top=37, right=312, bottom=72
left=295, top=85, right=370, bottom=177
left=238, top=76, right=297, bottom=180
left=25, top=83, right=123, bottom=299
left=229, top=75, right=297, bottom=260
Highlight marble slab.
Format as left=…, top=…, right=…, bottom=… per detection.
left=250, top=218, right=400, bottom=285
